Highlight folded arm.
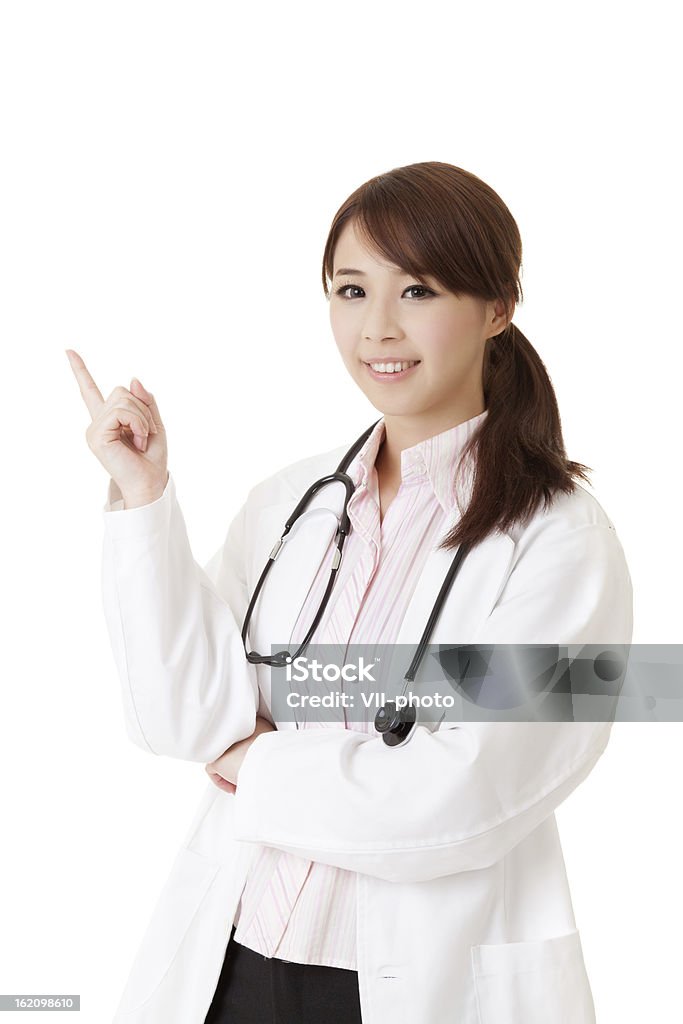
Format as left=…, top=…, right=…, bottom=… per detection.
left=232, top=522, right=633, bottom=883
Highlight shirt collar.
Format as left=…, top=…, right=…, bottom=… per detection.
left=348, top=409, right=488, bottom=515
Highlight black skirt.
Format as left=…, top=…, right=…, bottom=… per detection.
left=203, top=925, right=363, bottom=1024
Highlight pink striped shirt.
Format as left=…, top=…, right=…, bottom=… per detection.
left=232, top=409, right=488, bottom=969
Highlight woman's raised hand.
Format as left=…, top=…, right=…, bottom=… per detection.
left=66, top=349, right=169, bottom=508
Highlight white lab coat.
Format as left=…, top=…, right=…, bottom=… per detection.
left=100, top=438, right=633, bottom=1024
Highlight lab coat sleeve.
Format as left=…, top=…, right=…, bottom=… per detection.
left=232, top=521, right=633, bottom=884
left=100, top=472, right=260, bottom=763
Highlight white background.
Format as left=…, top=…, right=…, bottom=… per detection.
left=1, top=1, right=681, bottom=1021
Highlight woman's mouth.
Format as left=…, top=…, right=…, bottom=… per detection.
left=363, top=359, right=421, bottom=382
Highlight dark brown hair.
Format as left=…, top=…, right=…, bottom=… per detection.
left=321, top=161, right=592, bottom=552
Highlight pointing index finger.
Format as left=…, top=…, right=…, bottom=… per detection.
left=66, top=349, right=105, bottom=418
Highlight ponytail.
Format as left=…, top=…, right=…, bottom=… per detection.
left=441, top=322, right=592, bottom=551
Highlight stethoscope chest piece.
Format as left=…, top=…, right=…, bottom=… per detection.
left=374, top=701, right=417, bottom=747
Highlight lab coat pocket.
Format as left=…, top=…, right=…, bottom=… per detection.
left=471, top=929, right=596, bottom=1024
left=116, top=845, right=221, bottom=1015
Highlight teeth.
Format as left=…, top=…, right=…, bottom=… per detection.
left=368, top=360, right=418, bottom=373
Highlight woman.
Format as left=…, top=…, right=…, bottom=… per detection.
left=67, top=161, right=632, bottom=1024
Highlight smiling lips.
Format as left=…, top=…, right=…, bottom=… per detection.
left=364, top=359, right=421, bottom=380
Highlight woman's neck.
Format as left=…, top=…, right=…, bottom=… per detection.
left=377, top=404, right=485, bottom=482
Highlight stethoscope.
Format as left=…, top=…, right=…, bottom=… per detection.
left=241, top=421, right=474, bottom=747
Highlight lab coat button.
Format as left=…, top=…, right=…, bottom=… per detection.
left=377, top=964, right=402, bottom=980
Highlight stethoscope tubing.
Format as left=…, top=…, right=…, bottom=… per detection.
left=241, top=419, right=474, bottom=744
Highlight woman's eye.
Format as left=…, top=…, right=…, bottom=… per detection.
left=334, top=284, right=434, bottom=300
left=335, top=284, right=364, bottom=299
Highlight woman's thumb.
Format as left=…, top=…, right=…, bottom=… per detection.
left=130, top=377, right=163, bottom=428
left=130, top=377, right=151, bottom=398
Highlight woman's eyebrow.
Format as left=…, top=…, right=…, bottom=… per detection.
left=334, top=267, right=408, bottom=277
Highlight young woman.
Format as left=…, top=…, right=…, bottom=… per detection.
left=67, top=161, right=633, bottom=1024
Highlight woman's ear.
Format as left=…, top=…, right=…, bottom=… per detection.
left=487, top=297, right=512, bottom=339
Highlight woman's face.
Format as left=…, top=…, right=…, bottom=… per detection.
left=329, top=218, right=508, bottom=426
